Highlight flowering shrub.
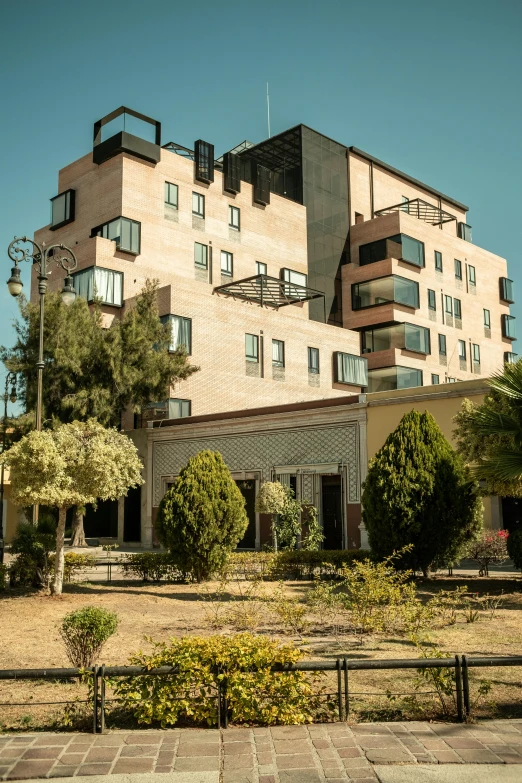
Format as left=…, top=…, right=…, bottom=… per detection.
left=466, top=530, right=509, bottom=576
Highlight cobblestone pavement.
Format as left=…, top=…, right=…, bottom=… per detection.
left=0, top=720, right=521, bottom=782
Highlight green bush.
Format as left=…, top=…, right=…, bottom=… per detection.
left=0, top=564, right=8, bottom=592
left=507, top=529, right=522, bottom=570
left=362, top=410, right=482, bottom=575
left=156, top=450, right=248, bottom=581
left=273, top=549, right=371, bottom=579
left=60, top=606, right=119, bottom=667
left=115, top=633, right=323, bottom=726
left=9, top=517, right=56, bottom=588
left=121, top=552, right=181, bottom=581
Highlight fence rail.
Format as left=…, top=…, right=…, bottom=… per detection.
left=1, top=655, right=521, bottom=733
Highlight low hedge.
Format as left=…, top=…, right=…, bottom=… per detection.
left=271, top=549, right=372, bottom=579
left=120, top=551, right=183, bottom=582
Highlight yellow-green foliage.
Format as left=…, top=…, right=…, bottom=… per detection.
left=115, top=633, right=322, bottom=726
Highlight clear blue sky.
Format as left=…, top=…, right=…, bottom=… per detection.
left=1, top=0, right=521, bottom=400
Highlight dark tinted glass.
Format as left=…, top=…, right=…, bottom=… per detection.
left=195, top=139, right=214, bottom=183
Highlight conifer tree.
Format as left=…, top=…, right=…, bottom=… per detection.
left=156, top=450, right=248, bottom=581
left=362, top=410, right=482, bottom=575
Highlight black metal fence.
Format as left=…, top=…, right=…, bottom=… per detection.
left=1, top=655, right=521, bottom=733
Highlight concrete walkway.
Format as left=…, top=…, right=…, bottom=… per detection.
left=1, top=720, right=521, bottom=782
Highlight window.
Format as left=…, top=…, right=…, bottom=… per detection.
left=192, top=192, right=205, bottom=218
left=444, top=295, right=453, bottom=316
left=428, top=289, right=436, bottom=311
left=454, top=298, right=462, bottom=320
left=354, top=212, right=364, bottom=224
left=252, top=162, right=271, bottom=205
left=434, top=251, right=443, bottom=272
left=272, top=339, right=285, bottom=368
left=256, top=261, right=267, bottom=276
left=431, top=374, right=440, bottom=385
left=458, top=340, right=466, bottom=360
left=221, top=251, right=233, bottom=276
left=93, top=217, right=140, bottom=254
left=404, top=324, right=430, bottom=354
left=359, top=234, right=424, bottom=268
left=72, top=266, right=123, bottom=306
left=194, top=242, right=208, bottom=269
left=455, top=259, right=462, bottom=280
left=245, top=334, right=259, bottom=363
left=400, top=235, right=425, bottom=267
left=400, top=195, right=409, bottom=211
left=50, top=189, right=75, bottom=230
left=438, top=334, right=447, bottom=355
left=505, top=352, right=518, bottom=364
left=468, top=265, right=476, bottom=286
left=229, top=206, right=240, bottom=230
left=169, top=398, right=191, bottom=418
left=352, top=275, right=419, bottom=310
left=502, top=314, right=516, bottom=339
left=223, top=151, right=241, bottom=194
left=500, top=277, right=515, bottom=303
left=473, top=344, right=480, bottom=364
left=308, top=347, right=319, bottom=374
left=194, top=139, right=214, bottom=184
left=164, top=182, right=178, bottom=208
left=367, top=366, right=422, bottom=392
left=484, top=309, right=491, bottom=328
left=282, top=268, right=307, bottom=287
left=161, top=315, right=192, bottom=353
left=447, top=377, right=457, bottom=383
left=336, top=352, right=368, bottom=386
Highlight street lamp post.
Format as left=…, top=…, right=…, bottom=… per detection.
left=0, top=372, right=17, bottom=564
left=7, top=237, right=78, bottom=432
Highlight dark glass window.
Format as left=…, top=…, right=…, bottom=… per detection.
left=169, top=398, right=191, bottom=418
left=444, top=295, right=453, bottom=316
left=431, top=374, right=440, bottom=385
left=404, top=324, right=430, bottom=354
left=195, top=139, right=214, bottom=184
left=455, top=259, right=462, bottom=280
left=272, top=339, right=285, bottom=367
left=502, top=314, right=516, bottom=339
left=458, top=340, right=466, bottom=359
left=439, top=334, right=447, bottom=355
left=428, top=289, right=436, bottom=310
left=336, top=352, right=368, bottom=386
left=454, top=298, right=462, bottom=320
left=359, top=234, right=424, bottom=268
left=473, top=344, right=480, bottom=363
left=192, top=192, right=205, bottom=218
left=164, top=182, right=178, bottom=208
left=252, top=162, right=271, bottom=205
left=245, top=334, right=259, bottom=362
left=194, top=242, right=208, bottom=269
left=468, top=265, right=476, bottom=286
left=72, top=266, right=123, bottom=306
left=308, top=347, right=319, bottom=374
left=229, top=206, right=240, bottom=230
left=256, top=261, right=267, bottom=276
left=367, top=366, right=422, bottom=392
left=500, top=277, right=515, bottom=303
left=505, top=351, right=518, bottom=364
left=160, top=315, right=192, bottom=353
left=401, top=235, right=425, bottom=267
left=93, top=216, right=140, bottom=254
left=50, top=189, right=75, bottom=230
left=484, top=309, right=491, bottom=328
left=223, top=152, right=241, bottom=194
left=221, top=250, right=233, bottom=276
left=351, top=275, right=419, bottom=310
left=434, top=251, right=443, bottom=272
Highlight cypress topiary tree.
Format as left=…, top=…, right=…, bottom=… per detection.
left=156, top=450, right=248, bottom=581
left=362, top=410, right=482, bottom=575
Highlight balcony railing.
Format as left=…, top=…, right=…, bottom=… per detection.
left=375, top=198, right=457, bottom=226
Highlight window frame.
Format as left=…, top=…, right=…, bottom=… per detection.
left=194, top=242, right=208, bottom=269
left=245, top=333, right=259, bottom=363
left=164, top=181, right=179, bottom=208
left=427, top=289, right=436, bottom=311
left=192, top=191, right=205, bottom=218
left=91, top=216, right=141, bottom=255
left=434, top=250, right=443, bottom=272
left=444, top=295, right=453, bottom=316
left=50, top=189, right=75, bottom=231
left=458, top=340, right=467, bottom=360
left=484, top=309, right=491, bottom=329
left=431, top=374, right=440, bottom=385
left=229, top=205, right=240, bottom=231
left=220, top=250, right=233, bottom=277
left=438, top=333, right=447, bottom=355
left=454, top=298, right=462, bottom=320
left=473, top=344, right=480, bottom=364
left=71, top=265, right=124, bottom=307
left=161, top=314, right=192, bottom=354
left=272, top=339, right=285, bottom=368
left=468, top=265, right=476, bottom=286
left=308, top=347, right=320, bottom=374
left=169, top=398, right=191, bottom=419
left=454, top=259, right=463, bottom=280
left=256, top=261, right=267, bottom=276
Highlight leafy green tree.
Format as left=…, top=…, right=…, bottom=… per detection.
left=454, top=361, right=522, bottom=497
left=0, top=419, right=143, bottom=594
left=156, top=450, right=248, bottom=581
left=362, top=410, right=482, bottom=575
left=1, top=279, right=198, bottom=429
left=255, top=481, right=323, bottom=551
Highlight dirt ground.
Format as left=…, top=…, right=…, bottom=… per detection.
left=1, top=574, right=521, bottom=729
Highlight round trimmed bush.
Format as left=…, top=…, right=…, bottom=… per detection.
left=60, top=606, right=119, bottom=667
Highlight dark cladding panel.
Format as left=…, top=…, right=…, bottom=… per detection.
left=195, top=139, right=215, bottom=184
left=252, top=162, right=271, bottom=205
left=223, top=152, right=241, bottom=193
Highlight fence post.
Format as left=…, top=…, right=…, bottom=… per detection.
left=455, top=655, right=464, bottom=722
left=92, top=665, right=99, bottom=734
left=222, top=676, right=228, bottom=729
left=343, top=657, right=349, bottom=720
left=100, top=664, right=106, bottom=734
left=336, top=659, right=343, bottom=721
left=461, top=655, right=470, bottom=719
left=216, top=675, right=221, bottom=730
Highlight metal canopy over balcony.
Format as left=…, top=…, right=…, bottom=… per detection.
left=375, top=198, right=457, bottom=226
left=214, top=274, right=325, bottom=311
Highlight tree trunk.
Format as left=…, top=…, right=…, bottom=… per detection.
left=51, top=507, right=67, bottom=596
left=272, top=514, right=278, bottom=553
left=70, top=507, right=87, bottom=547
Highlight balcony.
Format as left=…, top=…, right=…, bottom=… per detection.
left=214, top=274, right=325, bottom=312
left=362, top=323, right=430, bottom=356
left=500, top=277, right=515, bottom=304
left=502, top=314, right=516, bottom=340
left=375, top=198, right=457, bottom=227
left=352, top=275, right=419, bottom=310
left=359, top=234, right=425, bottom=268
left=367, top=366, right=423, bottom=393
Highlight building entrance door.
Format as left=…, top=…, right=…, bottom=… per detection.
left=236, top=479, right=257, bottom=549
left=321, top=474, right=343, bottom=550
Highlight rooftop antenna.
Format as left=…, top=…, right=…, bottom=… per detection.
left=266, top=82, right=271, bottom=138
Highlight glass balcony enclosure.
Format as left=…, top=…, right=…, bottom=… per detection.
left=352, top=275, right=419, bottom=310
left=362, top=323, right=430, bottom=355
left=502, top=314, right=516, bottom=340
left=367, top=366, right=423, bottom=393
left=359, top=234, right=425, bottom=268
left=500, top=277, right=515, bottom=304
left=72, top=266, right=123, bottom=307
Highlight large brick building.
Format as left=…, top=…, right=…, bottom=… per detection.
left=28, top=107, right=514, bottom=547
